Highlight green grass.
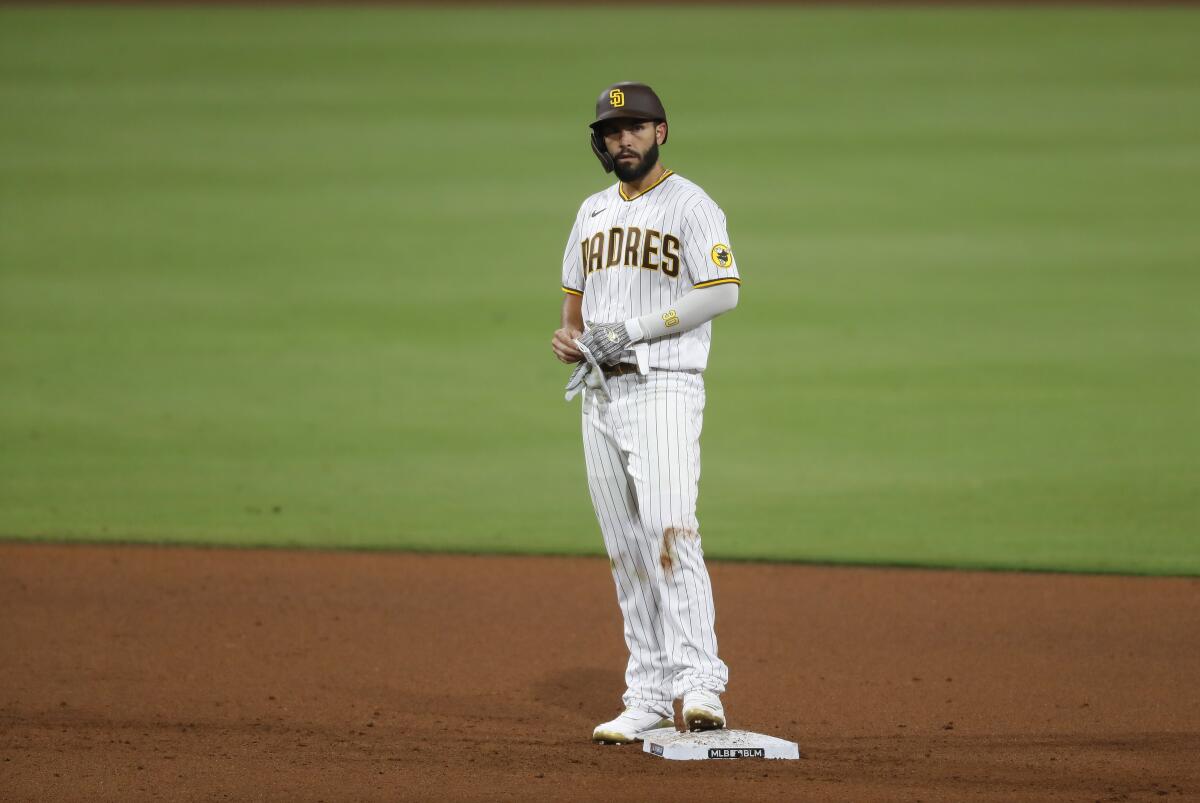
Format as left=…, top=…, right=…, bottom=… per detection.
left=2, top=7, right=1197, bottom=574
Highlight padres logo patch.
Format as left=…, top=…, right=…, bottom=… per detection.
left=609, top=89, right=625, bottom=108
left=711, top=244, right=733, bottom=269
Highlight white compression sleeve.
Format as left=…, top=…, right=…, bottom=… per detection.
left=624, top=283, right=739, bottom=343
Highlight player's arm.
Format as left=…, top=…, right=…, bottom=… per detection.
left=573, top=284, right=738, bottom=365
left=552, top=292, right=584, bottom=364
left=618, top=193, right=741, bottom=343
left=555, top=201, right=588, bottom=364
left=625, top=282, right=739, bottom=343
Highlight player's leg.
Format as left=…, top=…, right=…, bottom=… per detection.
left=629, top=371, right=729, bottom=701
left=581, top=386, right=673, bottom=719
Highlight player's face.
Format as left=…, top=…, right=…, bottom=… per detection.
left=602, top=119, right=665, bottom=182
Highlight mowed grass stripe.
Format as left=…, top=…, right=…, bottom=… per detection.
left=1, top=7, right=1197, bottom=573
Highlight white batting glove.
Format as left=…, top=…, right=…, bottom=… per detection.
left=564, top=361, right=589, bottom=401
left=575, top=341, right=611, bottom=400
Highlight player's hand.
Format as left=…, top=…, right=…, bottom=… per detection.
left=552, top=327, right=583, bottom=364
left=575, top=321, right=632, bottom=366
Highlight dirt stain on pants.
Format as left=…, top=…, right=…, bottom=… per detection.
left=660, top=527, right=698, bottom=572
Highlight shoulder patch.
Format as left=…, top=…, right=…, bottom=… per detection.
left=711, top=243, right=733, bottom=269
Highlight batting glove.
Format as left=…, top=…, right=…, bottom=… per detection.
left=574, top=321, right=633, bottom=366
left=564, top=361, right=589, bottom=401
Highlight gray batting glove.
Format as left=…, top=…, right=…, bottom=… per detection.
left=574, top=321, right=632, bottom=366
left=564, top=361, right=589, bottom=401
left=575, top=341, right=611, bottom=400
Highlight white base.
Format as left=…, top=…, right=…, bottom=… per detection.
left=641, top=728, right=801, bottom=761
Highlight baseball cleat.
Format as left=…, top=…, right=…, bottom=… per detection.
left=682, top=689, right=726, bottom=732
left=592, top=708, right=674, bottom=744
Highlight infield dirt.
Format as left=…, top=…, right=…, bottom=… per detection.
left=2, top=543, right=1197, bottom=801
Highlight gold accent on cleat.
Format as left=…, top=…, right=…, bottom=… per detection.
left=592, top=717, right=674, bottom=744
left=684, top=710, right=726, bottom=732
left=592, top=729, right=635, bottom=745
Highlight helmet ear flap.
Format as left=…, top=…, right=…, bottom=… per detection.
left=590, top=129, right=614, bottom=174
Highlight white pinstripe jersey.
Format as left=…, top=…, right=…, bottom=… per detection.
left=560, top=171, right=741, bottom=372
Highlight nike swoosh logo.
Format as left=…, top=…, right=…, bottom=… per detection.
left=590, top=208, right=606, bottom=217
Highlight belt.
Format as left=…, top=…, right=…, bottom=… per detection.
left=601, top=362, right=641, bottom=379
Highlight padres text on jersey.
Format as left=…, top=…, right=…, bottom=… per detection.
left=561, top=171, right=741, bottom=372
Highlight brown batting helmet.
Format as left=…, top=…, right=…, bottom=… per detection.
left=589, top=82, right=668, bottom=174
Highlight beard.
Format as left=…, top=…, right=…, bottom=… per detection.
left=613, top=142, right=660, bottom=182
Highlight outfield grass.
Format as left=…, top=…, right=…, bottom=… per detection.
left=1, top=7, right=1197, bottom=573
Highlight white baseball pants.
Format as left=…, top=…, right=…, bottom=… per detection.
left=582, top=369, right=728, bottom=717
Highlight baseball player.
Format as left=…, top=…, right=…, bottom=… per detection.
left=551, top=82, right=741, bottom=744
